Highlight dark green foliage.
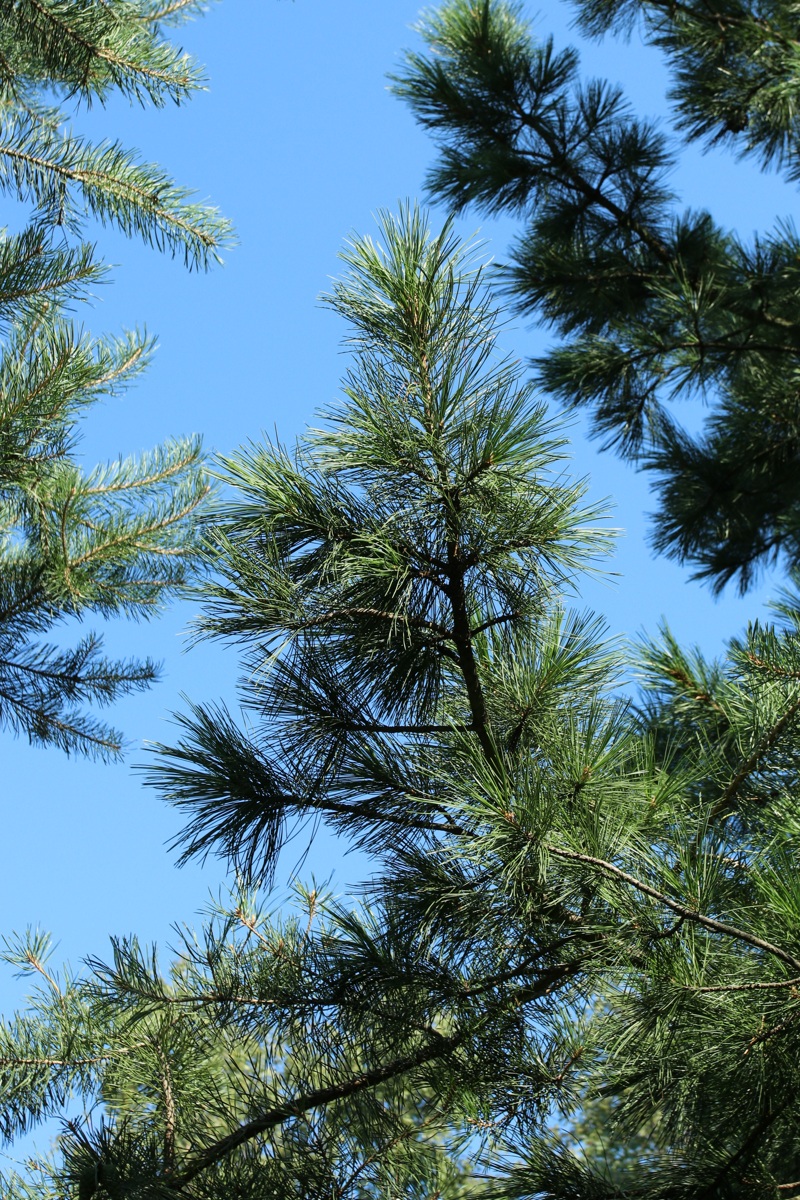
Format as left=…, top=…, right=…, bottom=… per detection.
left=393, top=0, right=800, bottom=592
left=0, top=0, right=232, bottom=757
left=149, top=207, right=612, bottom=877
left=572, top=0, right=800, bottom=175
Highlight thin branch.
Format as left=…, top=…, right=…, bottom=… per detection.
left=154, top=1042, right=177, bottom=1174
left=539, top=839, right=800, bottom=972
left=711, top=692, right=800, bottom=818
left=470, top=611, right=519, bottom=638
left=684, top=976, right=800, bottom=994
left=461, top=940, right=584, bottom=998
left=296, top=607, right=451, bottom=641
left=307, top=794, right=464, bottom=837
left=166, top=957, right=581, bottom=1189
left=341, top=721, right=471, bottom=735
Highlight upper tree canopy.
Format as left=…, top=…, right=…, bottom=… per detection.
left=393, top=0, right=800, bottom=593
left=0, top=0, right=233, bottom=758
left=4, top=212, right=800, bottom=1196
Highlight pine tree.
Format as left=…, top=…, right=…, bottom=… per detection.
left=0, top=0, right=233, bottom=758
left=5, top=211, right=800, bottom=1196
left=392, top=0, right=800, bottom=595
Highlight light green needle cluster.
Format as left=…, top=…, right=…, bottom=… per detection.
left=0, top=0, right=230, bottom=759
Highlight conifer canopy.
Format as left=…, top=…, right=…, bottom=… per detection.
left=4, top=211, right=800, bottom=1196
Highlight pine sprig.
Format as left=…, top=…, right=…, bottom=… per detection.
left=0, top=112, right=232, bottom=268
left=0, top=0, right=206, bottom=107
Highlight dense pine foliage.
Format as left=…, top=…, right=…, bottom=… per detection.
left=5, top=0, right=800, bottom=1195
left=2, top=211, right=800, bottom=1196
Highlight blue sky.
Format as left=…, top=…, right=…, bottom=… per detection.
left=0, top=0, right=794, bottom=1096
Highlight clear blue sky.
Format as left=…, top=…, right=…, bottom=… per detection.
left=0, top=0, right=792, bottom=1070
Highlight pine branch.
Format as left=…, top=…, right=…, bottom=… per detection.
left=166, top=960, right=581, bottom=1190
left=711, top=691, right=800, bottom=818
left=167, top=1029, right=468, bottom=1189
left=540, top=838, right=800, bottom=972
